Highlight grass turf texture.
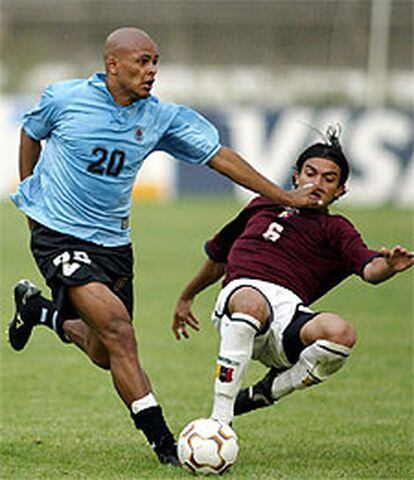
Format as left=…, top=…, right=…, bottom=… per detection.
left=0, top=199, right=412, bottom=479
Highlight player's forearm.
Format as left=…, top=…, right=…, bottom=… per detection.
left=363, top=257, right=396, bottom=284
left=179, top=258, right=225, bottom=301
left=19, top=129, right=41, bottom=181
left=208, top=147, right=294, bottom=207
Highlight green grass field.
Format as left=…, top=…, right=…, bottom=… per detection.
left=0, top=199, right=413, bottom=479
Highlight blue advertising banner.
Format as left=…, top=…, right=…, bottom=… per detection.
left=2, top=98, right=413, bottom=206
left=177, top=107, right=413, bottom=206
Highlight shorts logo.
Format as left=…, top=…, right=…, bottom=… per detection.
left=216, top=364, right=234, bottom=383
left=53, top=251, right=91, bottom=277
left=114, top=277, right=128, bottom=292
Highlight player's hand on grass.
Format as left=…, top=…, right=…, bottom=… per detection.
left=286, top=183, right=324, bottom=208
left=380, top=245, right=414, bottom=273
left=173, top=298, right=200, bottom=340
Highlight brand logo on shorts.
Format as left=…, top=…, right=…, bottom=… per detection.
left=216, top=364, right=234, bottom=383
left=114, top=277, right=128, bottom=292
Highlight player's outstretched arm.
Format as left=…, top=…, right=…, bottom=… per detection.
left=363, top=245, right=414, bottom=284
left=173, top=259, right=225, bottom=340
left=207, top=146, right=322, bottom=208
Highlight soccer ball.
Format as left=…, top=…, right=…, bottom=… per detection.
left=177, top=418, right=239, bottom=475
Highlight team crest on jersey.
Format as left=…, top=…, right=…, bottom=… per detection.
left=278, top=208, right=297, bottom=219
left=135, top=127, right=144, bottom=141
left=216, top=364, right=234, bottom=383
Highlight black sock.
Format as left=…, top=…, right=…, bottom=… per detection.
left=21, top=294, right=69, bottom=343
left=131, top=406, right=175, bottom=448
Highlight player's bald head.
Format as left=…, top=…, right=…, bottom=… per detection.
left=103, top=27, right=159, bottom=103
left=104, top=27, right=157, bottom=61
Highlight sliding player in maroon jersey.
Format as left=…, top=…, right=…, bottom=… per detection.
left=172, top=126, right=414, bottom=425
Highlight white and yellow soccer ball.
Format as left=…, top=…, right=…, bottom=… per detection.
left=177, top=418, right=239, bottom=475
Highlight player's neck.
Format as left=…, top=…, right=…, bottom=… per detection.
left=106, top=78, right=139, bottom=106
left=300, top=206, right=329, bottom=214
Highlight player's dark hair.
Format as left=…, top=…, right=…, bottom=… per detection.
left=295, top=125, right=350, bottom=185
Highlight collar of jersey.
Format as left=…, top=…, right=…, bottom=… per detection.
left=88, top=72, right=154, bottom=109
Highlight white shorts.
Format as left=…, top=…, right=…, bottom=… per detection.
left=212, top=278, right=315, bottom=369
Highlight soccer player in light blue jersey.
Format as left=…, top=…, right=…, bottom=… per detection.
left=8, top=27, right=321, bottom=465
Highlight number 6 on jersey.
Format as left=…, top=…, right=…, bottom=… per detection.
left=263, top=222, right=284, bottom=242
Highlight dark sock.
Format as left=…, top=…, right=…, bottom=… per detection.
left=131, top=406, right=174, bottom=448
left=21, top=294, right=69, bottom=343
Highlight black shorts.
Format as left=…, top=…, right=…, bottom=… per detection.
left=31, top=224, right=134, bottom=320
left=282, top=306, right=318, bottom=364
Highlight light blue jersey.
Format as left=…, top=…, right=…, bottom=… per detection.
left=11, top=73, right=221, bottom=246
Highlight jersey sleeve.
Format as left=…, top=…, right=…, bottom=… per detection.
left=156, top=106, right=221, bottom=164
left=327, top=216, right=380, bottom=276
left=205, top=200, right=259, bottom=263
left=22, top=85, right=61, bottom=140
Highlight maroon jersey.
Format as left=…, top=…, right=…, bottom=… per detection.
left=205, top=196, right=379, bottom=305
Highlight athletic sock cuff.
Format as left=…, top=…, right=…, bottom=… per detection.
left=230, top=312, right=262, bottom=332
left=131, top=405, right=172, bottom=446
left=131, top=393, right=158, bottom=414
left=316, top=339, right=351, bottom=357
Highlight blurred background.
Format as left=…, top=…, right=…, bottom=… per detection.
left=1, top=0, right=413, bottom=205
left=1, top=4, right=413, bottom=478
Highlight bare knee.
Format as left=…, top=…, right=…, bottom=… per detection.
left=227, top=287, right=270, bottom=327
left=98, top=310, right=137, bottom=354
left=301, top=313, right=356, bottom=348
left=68, top=283, right=136, bottom=351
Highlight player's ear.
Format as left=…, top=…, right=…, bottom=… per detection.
left=334, top=184, right=346, bottom=199
left=292, top=170, right=299, bottom=188
left=106, top=55, right=119, bottom=75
